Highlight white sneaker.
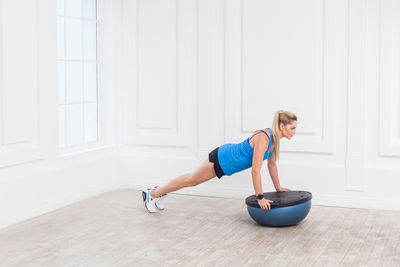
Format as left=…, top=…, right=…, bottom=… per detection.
left=142, top=188, right=157, bottom=213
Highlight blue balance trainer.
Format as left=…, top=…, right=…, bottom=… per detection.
left=245, top=191, right=312, bottom=227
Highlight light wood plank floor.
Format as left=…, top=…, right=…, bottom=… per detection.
left=0, top=190, right=399, bottom=266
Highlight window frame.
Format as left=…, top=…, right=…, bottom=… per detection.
left=57, top=0, right=105, bottom=156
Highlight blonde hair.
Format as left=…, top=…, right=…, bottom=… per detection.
left=271, top=110, right=297, bottom=161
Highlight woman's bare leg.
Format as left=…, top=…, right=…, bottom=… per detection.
left=151, top=159, right=217, bottom=198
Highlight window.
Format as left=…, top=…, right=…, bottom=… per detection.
left=57, top=0, right=98, bottom=151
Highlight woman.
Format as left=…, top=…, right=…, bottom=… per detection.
left=142, top=110, right=298, bottom=213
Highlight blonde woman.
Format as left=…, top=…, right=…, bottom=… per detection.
left=142, top=110, right=298, bottom=213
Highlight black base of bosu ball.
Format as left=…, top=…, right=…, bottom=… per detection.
left=245, top=191, right=312, bottom=227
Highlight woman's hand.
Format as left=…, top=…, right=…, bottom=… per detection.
left=257, top=198, right=274, bottom=210
left=276, top=187, right=291, bottom=192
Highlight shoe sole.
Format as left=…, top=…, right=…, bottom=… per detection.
left=155, top=202, right=164, bottom=210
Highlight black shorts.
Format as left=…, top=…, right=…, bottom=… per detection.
left=208, top=147, right=226, bottom=178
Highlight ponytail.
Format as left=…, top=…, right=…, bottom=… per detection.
left=271, top=110, right=297, bottom=161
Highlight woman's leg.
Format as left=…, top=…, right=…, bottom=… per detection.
left=150, top=158, right=217, bottom=198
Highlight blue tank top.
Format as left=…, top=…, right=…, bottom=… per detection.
left=218, top=128, right=275, bottom=176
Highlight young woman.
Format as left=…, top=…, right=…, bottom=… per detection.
left=142, top=110, right=298, bottom=213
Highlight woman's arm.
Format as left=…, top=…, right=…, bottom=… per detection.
left=251, top=134, right=274, bottom=210
left=251, top=135, right=267, bottom=195
left=267, top=157, right=290, bottom=192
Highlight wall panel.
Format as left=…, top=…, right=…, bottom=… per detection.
left=137, top=0, right=177, bottom=130
left=241, top=0, right=322, bottom=135
left=122, top=0, right=197, bottom=148
left=0, top=0, right=52, bottom=168
left=225, top=0, right=342, bottom=154
left=379, top=0, right=400, bottom=157
left=2, top=0, right=37, bottom=145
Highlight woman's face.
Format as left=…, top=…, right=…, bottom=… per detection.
left=280, top=120, right=297, bottom=139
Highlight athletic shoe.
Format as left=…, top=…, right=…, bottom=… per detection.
left=142, top=188, right=157, bottom=213
left=153, top=186, right=165, bottom=210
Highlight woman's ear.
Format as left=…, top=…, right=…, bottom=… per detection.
left=279, top=122, right=284, bottom=131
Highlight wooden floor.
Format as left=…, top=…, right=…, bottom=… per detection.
left=0, top=190, right=399, bottom=266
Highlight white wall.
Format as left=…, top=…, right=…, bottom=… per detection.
left=119, top=0, right=400, bottom=211
left=0, top=0, right=119, bottom=230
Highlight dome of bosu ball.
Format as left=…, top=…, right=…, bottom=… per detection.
left=245, top=191, right=312, bottom=227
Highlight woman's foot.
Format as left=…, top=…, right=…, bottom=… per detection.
left=142, top=186, right=166, bottom=213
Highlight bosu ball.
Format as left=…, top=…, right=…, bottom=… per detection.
left=245, top=191, right=312, bottom=227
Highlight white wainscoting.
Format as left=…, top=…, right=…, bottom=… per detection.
left=120, top=0, right=400, bottom=211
